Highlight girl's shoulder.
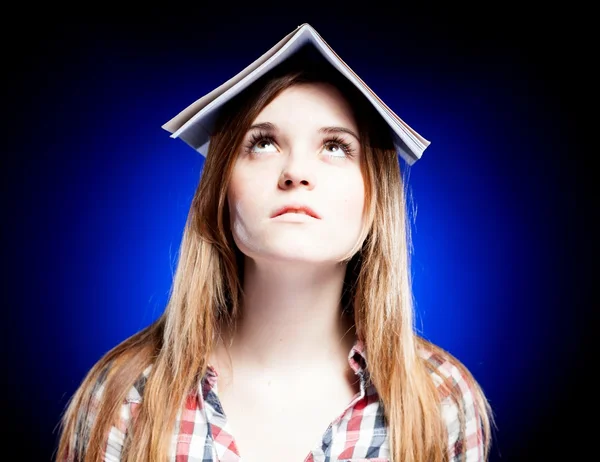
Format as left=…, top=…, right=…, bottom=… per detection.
left=90, top=360, right=153, bottom=406
left=418, top=342, right=489, bottom=461
left=418, top=344, right=475, bottom=397
left=64, top=361, right=154, bottom=461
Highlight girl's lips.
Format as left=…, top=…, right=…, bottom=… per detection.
left=271, top=205, right=320, bottom=219
left=271, top=212, right=319, bottom=222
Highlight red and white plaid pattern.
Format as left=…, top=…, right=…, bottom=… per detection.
left=66, top=339, right=485, bottom=461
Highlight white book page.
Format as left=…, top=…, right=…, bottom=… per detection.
left=163, top=24, right=306, bottom=134
left=306, top=27, right=430, bottom=153
left=163, top=24, right=430, bottom=163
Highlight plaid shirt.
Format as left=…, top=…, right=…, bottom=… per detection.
left=70, top=339, right=485, bottom=461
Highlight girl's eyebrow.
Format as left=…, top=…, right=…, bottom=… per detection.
left=248, top=122, right=360, bottom=142
left=319, top=126, right=360, bottom=142
left=248, top=122, right=278, bottom=132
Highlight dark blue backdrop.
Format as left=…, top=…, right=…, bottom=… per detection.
left=4, top=9, right=590, bottom=461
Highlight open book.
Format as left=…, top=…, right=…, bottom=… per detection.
left=162, top=23, right=430, bottom=165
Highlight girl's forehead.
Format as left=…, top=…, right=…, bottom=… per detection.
left=253, top=83, right=358, bottom=128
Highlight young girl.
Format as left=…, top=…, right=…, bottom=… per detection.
left=56, top=24, right=492, bottom=462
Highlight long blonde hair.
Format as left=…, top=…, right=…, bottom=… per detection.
left=56, top=57, right=492, bottom=462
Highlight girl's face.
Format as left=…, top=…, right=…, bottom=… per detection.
left=227, top=82, right=365, bottom=265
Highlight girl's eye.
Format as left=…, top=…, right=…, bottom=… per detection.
left=249, top=136, right=277, bottom=153
left=324, top=142, right=347, bottom=157
left=324, top=137, right=354, bottom=159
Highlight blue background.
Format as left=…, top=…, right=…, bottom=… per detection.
left=4, top=8, right=591, bottom=461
